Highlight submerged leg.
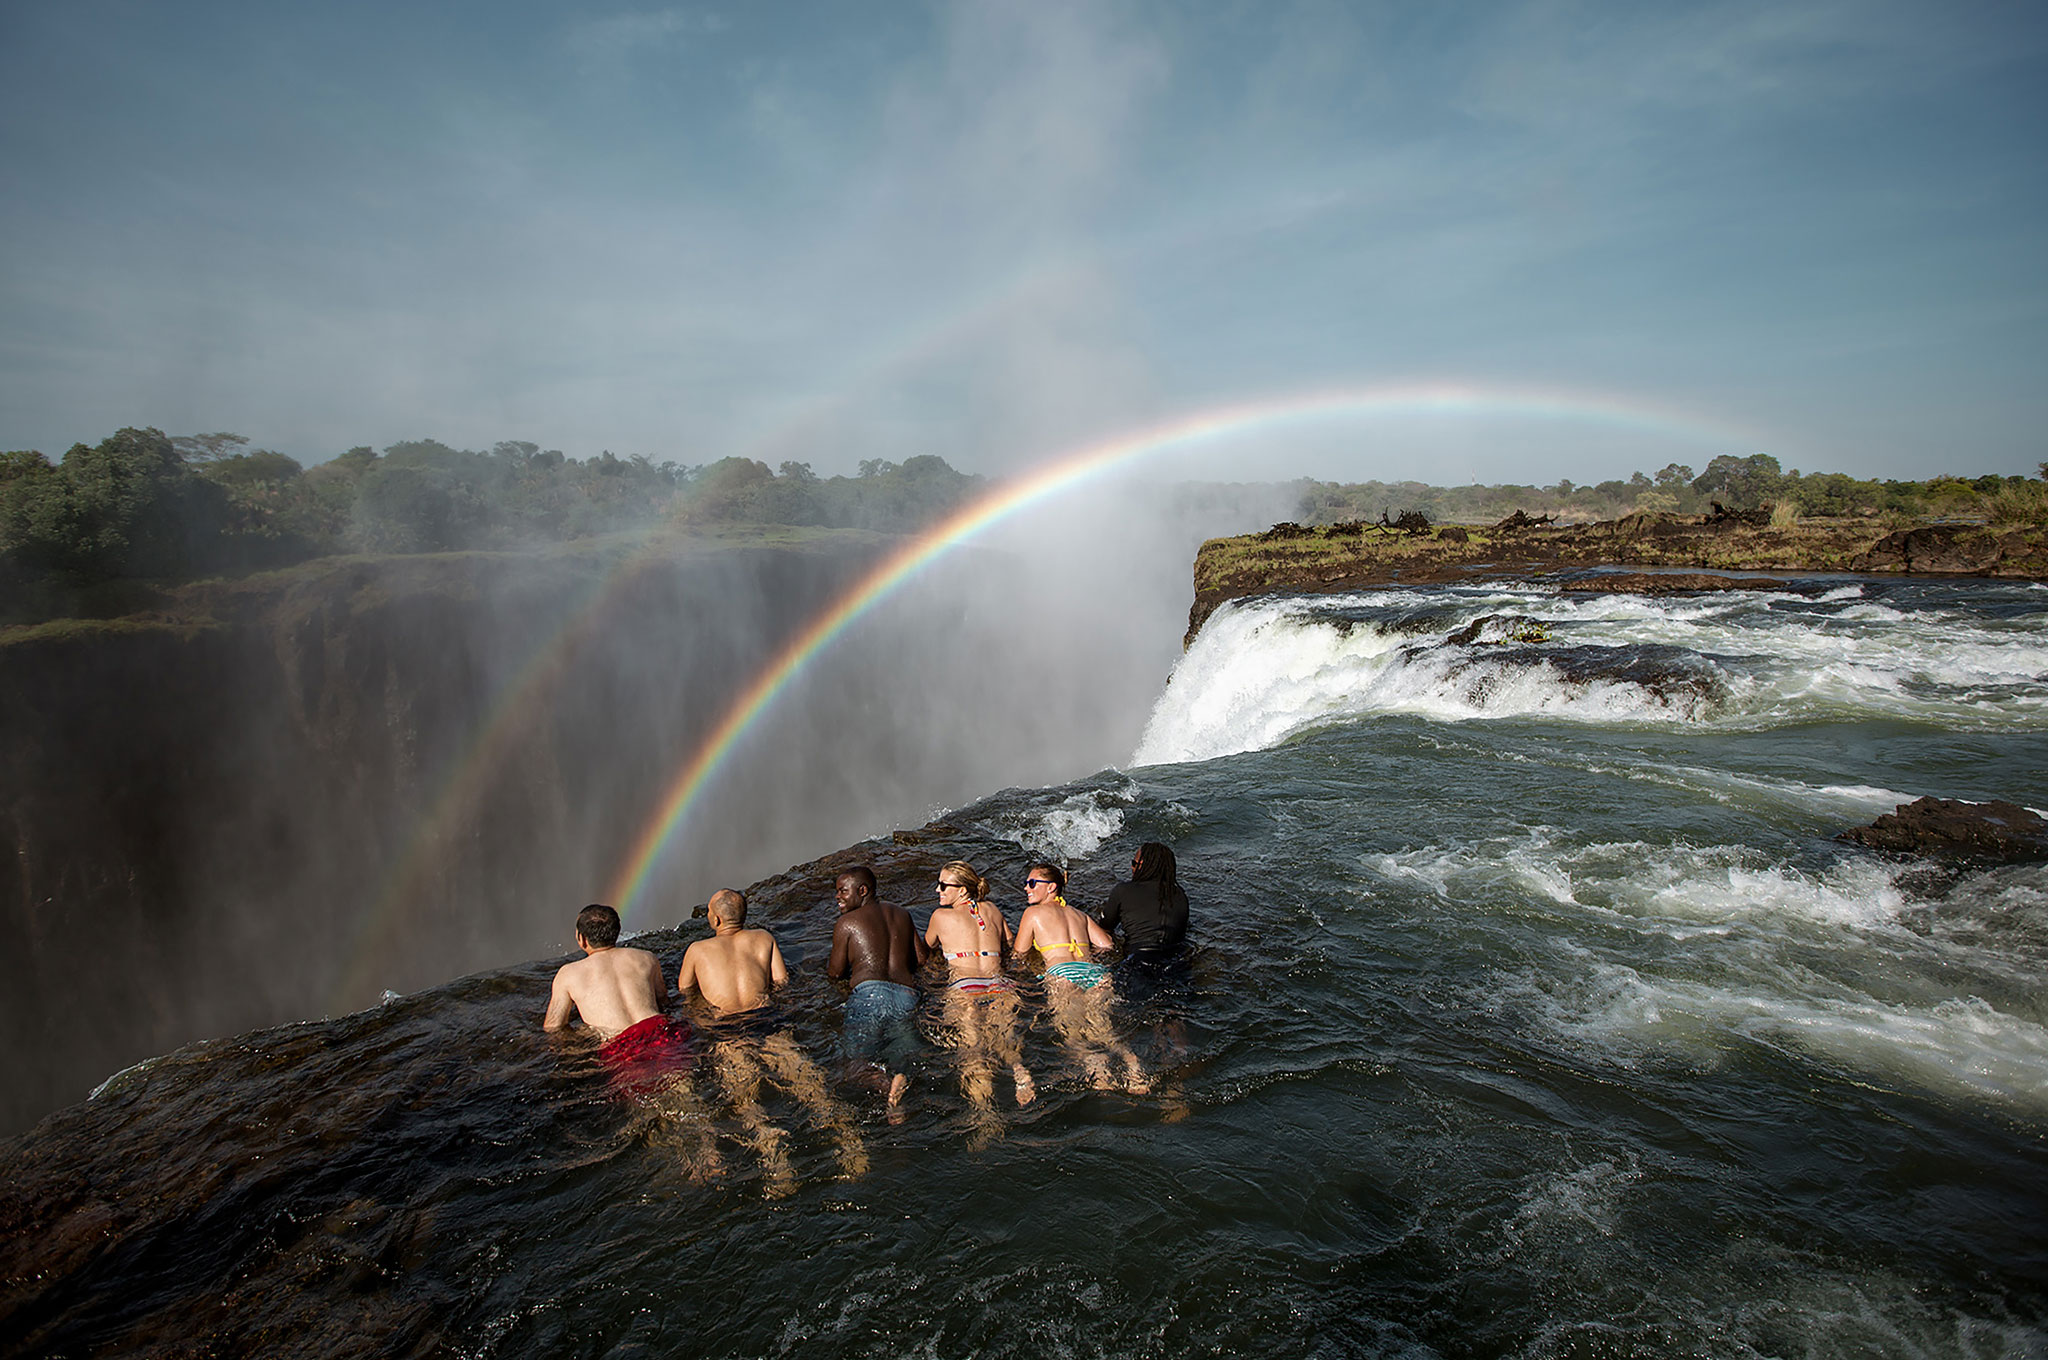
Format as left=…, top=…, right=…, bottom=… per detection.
left=759, top=1031, right=868, bottom=1180
left=715, top=1040, right=795, bottom=1199
left=885, top=1070, right=910, bottom=1120
left=640, top=1073, right=728, bottom=1181
left=985, top=990, right=1035, bottom=1107
left=943, top=990, right=1000, bottom=1127
left=1049, top=984, right=1115, bottom=1089
left=1086, top=986, right=1149, bottom=1095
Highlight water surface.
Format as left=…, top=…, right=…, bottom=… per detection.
left=4, top=578, right=2044, bottom=1358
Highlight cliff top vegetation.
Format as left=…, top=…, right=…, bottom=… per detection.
left=6, top=427, right=2044, bottom=627
left=1292, top=453, right=2048, bottom=528
left=0, top=429, right=984, bottom=623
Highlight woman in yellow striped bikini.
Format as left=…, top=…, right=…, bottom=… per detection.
left=1011, top=861, right=1148, bottom=1093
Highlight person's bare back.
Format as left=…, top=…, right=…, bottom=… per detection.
left=544, top=904, right=669, bottom=1039
left=827, top=871, right=925, bottom=987
left=677, top=889, right=788, bottom=1015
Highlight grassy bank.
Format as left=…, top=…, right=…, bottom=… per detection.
left=1188, top=513, right=2048, bottom=641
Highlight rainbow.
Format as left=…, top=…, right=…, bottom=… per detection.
left=328, top=272, right=1084, bottom=1007
left=607, top=381, right=1768, bottom=923
left=325, top=545, right=684, bottom=1011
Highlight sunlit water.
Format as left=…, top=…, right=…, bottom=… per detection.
left=4, top=578, right=2045, bottom=1358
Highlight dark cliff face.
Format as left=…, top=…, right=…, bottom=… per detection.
left=0, top=538, right=898, bottom=1135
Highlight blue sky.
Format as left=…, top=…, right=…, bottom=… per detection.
left=2, top=0, right=2043, bottom=484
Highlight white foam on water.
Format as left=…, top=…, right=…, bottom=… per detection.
left=1133, top=599, right=1414, bottom=764
left=1371, top=833, right=1909, bottom=934
left=1558, top=754, right=1912, bottom=816
left=1504, top=1152, right=1641, bottom=1246
left=985, top=783, right=1135, bottom=861
left=1377, top=829, right=2048, bottom=1110
left=1602, top=847, right=1907, bottom=932
left=1570, top=968, right=2048, bottom=1112
left=1698, top=1263, right=2047, bottom=1360
left=1137, top=587, right=2048, bottom=764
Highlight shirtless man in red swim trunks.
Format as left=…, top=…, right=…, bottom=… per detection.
left=545, top=903, right=692, bottom=1095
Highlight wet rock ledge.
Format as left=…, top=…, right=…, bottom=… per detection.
left=1186, top=513, right=2048, bottom=643
left=1837, top=798, right=2048, bottom=864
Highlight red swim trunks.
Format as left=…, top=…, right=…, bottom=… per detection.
left=601, top=1014, right=694, bottom=1099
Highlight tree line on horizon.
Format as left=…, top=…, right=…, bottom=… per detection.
left=1295, top=453, right=2048, bottom=528
left=0, top=429, right=985, bottom=608
left=4, top=429, right=2043, bottom=612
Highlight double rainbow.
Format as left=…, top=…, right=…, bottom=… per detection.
left=603, top=381, right=1766, bottom=924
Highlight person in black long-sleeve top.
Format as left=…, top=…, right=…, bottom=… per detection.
left=1096, top=842, right=1188, bottom=961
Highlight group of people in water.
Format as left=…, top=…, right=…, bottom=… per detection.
left=543, top=843, right=1190, bottom=1170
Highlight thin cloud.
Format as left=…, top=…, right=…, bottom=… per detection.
left=566, top=8, right=727, bottom=75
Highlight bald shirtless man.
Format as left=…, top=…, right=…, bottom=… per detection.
left=827, top=866, right=925, bottom=1113
left=675, top=889, right=787, bottom=1014
left=677, top=889, right=865, bottom=1187
left=544, top=903, right=692, bottom=1095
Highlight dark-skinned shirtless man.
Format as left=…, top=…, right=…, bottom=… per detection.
left=826, top=866, right=925, bottom=1113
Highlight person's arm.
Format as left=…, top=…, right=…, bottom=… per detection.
left=827, top=919, right=850, bottom=980
left=924, top=912, right=943, bottom=949
left=768, top=938, right=789, bottom=990
left=1085, top=914, right=1115, bottom=951
left=1011, top=908, right=1038, bottom=958
left=675, top=945, right=699, bottom=998
left=992, top=903, right=1015, bottom=957
left=909, top=913, right=930, bottom=968
left=1093, top=885, right=1122, bottom=934
left=543, top=970, right=576, bottom=1031
left=646, top=952, right=671, bottom=1010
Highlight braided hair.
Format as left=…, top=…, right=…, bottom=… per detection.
left=1131, top=842, right=1178, bottom=898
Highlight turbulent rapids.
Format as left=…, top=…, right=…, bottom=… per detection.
left=4, top=577, right=2046, bottom=1359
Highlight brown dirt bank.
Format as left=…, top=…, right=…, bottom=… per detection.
left=1187, top=514, right=2048, bottom=643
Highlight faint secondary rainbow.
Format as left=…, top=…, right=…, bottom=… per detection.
left=609, top=381, right=1769, bottom=922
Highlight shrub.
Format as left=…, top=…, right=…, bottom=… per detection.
left=1988, top=481, right=2048, bottom=526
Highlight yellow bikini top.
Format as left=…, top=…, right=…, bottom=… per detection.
left=1039, top=897, right=1089, bottom=954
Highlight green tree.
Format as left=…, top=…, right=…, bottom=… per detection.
left=1691, top=453, right=1784, bottom=509
left=171, top=432, right=251, bottom=463
left=199, top=450, right=303, bottom=488
left=678, top=457, right=776, bottom=523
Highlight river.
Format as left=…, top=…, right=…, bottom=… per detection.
left=3, top=575, right=2043, bottom=1358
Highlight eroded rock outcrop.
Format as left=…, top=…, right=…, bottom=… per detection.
left=1836, top=797, right=2048, bottom=863
left=1186, top=513, right=2048, bottom=644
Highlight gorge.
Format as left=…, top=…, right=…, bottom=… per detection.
left=2, top=513, right=2044, bottom=1359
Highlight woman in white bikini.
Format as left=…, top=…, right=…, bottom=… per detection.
left=1011, top=861, right=1147, bottom=1093
left=924, top=860, right=1034, bottom=1116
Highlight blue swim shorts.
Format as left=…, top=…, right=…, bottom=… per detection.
left=842, top=979, right=920, bottom=1071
